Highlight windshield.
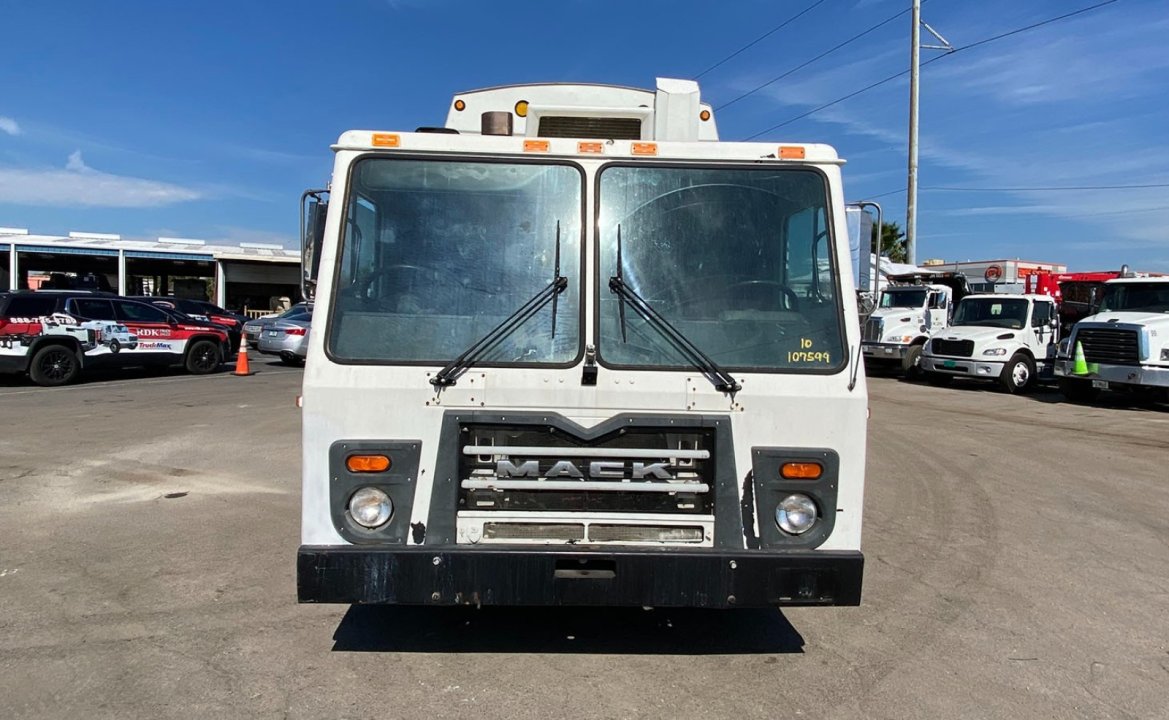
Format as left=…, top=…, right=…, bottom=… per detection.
left=953, top=297, right=1030, bottom=329
left=880, top=289, right=927, bottom=308
left=327, top=157, right=583, bottom=364
left=597, top=165, right=844, bottom=372
left=1099, top=282, right=1169, bottom=313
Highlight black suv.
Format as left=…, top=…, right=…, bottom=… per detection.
left=0, top=291, right=231, bottom=386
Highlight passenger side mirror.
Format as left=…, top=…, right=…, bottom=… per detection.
left=301, top=189, right=329, bottom=302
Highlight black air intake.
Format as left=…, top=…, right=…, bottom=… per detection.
left=537, top=116, right=641, bottom=139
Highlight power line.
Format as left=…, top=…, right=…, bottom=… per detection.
left=866, top=182, right=1169, bottom=198
left=717, top=4, right=913, bottom=112
left=743, top=0, right=1122, bottom=140
left=695, top=0, right=825, bottom=81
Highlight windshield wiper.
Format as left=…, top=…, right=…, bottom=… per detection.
left=430, top=223, right=567, bottom=387
left=608, top=224, right=741, bottom=393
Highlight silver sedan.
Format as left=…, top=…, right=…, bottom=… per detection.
left=255, top=316, right=310, bottom=365
left=243, top=303, right=311, bottom=347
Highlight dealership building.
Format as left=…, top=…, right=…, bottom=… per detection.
left=920, top=258, right=1067, bottom=294
left=1, top=227, right=301, bottom=315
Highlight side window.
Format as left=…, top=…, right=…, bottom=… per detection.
left=4, top=295, right=58, bottom=317
left=115, top=301, right=171, bottom=323
left=1031, top=302, right=1052, bottom=327
left=69, top=298, right=117, bottom=321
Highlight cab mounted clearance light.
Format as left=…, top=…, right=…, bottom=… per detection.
left=700, top=109, right=711, bottom=121
left=453, top=99, right=466, bottom=111
left=781, top=462, right=822, bottom=480
left=371, top=133, right=400, bottom=148
left=523, top=139, right=550, bottom=153
left=631, top=142, right=657, bottom=156
left=514, top=100, right=529, bottom=117
left=346, top=454, right=391, bottom=473
left=578, top=141, right=604, bottom=154
left=778, top=146, right=806, bottom=160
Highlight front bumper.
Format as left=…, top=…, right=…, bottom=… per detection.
left=297, top=545, right=863, bottom=608
left=921, top=356, right=1004, bottom=379
left=862, top=343, right=910, bottom=361
left=1054, top=359, right=1169, bottom=388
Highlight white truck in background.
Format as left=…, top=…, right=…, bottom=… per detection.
left=1055, top=276, right=1169, bottom=403
left=921, top=293, right=1060, bottom=393
left=861, top=273, right=969, bottom=378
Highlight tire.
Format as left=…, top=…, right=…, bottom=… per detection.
left=29, top=345, right=81, bottom=387
left=279, top=352, right=301, bottom=366
left=902, top=344, right=924, bottom=380
left=184, top=339, right=221, bottom=375
left=1058, top=378, right=1099, bottom=403
left=109, top=339, right=121, bottom=354
left=926, top=372, right=952, bottom=387
left=1000, top=353, right=1036, bottom=394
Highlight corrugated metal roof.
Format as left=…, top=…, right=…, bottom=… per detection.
left=0, top=232, right=299, bottom=264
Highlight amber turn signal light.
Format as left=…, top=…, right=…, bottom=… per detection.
left=347, top=454, right=391, bottom=473
left=780, top=462, right=822, bottom=480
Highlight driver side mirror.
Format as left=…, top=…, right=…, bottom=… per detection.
left=301, top=189, right=329, bottom=302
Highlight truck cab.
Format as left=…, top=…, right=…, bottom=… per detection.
left=861, top=283, right=952, bottom=377
left=295, top=78, right=867, bottom=609
left=921, top=293, right=1059, bottom=393
left=1055, top=277, right=1169, bottom=402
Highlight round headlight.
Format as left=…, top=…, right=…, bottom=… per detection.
left=349, top=487, right=393, bottom=528
left=775, top=494, right=817, bottom=535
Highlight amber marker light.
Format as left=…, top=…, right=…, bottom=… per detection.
left=453, top=99, right=466, bottom=111
left=577, top=141, right=604, bottom=154
left=778, top=145, right=806, bottom=159
left=781, top=462, right=822, bottom=480
left=514, top=100, right=529, bottom=117
left=631, top=142, right=658, bottom=156
left=523, top=139, right=550, bottom=153
left=347, top=454, right=391, bottom=473
left=371, top=133, right=400, bottom=147
left=700, top=109, right=711, bottom=121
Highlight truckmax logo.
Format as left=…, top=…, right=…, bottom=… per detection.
left=496, top=459, right=674, bottom=480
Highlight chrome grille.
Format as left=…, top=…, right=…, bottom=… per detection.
left=1078, top=327, right=1140, bottom=365
left=863, top=317, right=884, bottom=342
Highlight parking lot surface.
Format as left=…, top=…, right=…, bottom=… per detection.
left=1, top=369, right=1166, bottom=719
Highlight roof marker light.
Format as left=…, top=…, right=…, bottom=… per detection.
left=454, top=99, right=466, bottom=111
left=631, top=142, right=657, bottom=156
left=700, top=109, right=711, bottom=121
left=577, top=141, right=604, bottom=154
left=523, top=139, right=550, bottom=153
left=779, top=146, right=806, bottom=160
left=514, top=100, right=529, bottom=117
left=372, top=133, right=401, bottom=147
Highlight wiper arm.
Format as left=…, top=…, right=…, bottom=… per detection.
left=608, top=228, right=740, bottom=393
left=430, top=225, right=567, bottom=387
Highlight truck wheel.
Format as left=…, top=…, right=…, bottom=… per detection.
left=902, top=344, right=924, bottom=380
left=109, top=339, right=121, bottom=354
left=1000, top=353, right=1035, bottom=394
left=926, top=372, right=952, bottom=387
left=29, top=345, right=80, bottom=386
left=1058, top=378, right=1099, bottom=403
left=184, top=340, right=221, bottom=375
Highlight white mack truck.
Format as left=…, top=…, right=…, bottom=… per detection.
left=1055, top=276, right=1169, bottom=403
left=921, top=293, right=1060, bottom=393
left=296, top=78, right=867, bottom=609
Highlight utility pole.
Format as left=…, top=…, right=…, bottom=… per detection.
left=906, top=0, right=921, bottom=266
left=906, top=1, right=952, bottom=266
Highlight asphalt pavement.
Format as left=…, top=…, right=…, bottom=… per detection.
left=0, top=366, right=1166, bottom=719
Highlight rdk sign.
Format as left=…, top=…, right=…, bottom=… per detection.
left=496, top=459, right=673, bottom=480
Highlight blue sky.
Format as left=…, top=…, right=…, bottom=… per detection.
left=1, top=0, right=1166, bottom=270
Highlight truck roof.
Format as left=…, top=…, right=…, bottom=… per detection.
left=961, top=293, right=1051, bottom=302
left=1104, top=276, right=1169, bottom=284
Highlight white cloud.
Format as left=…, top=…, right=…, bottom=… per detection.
left=0, top=151, right=202, bottom=208
left=0, top=116, right=20, bottom=136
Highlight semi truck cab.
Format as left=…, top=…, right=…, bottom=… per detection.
left=861, top=283, right=952, bottom=377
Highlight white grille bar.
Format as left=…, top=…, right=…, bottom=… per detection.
left=462, top=445, right=709, bottom=460
left=461, top=479, right=709, bottom=493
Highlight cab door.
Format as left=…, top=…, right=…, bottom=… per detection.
left=927, top=291, right=948, bottom=332
left=1030, top=300, right=1058, bottom=360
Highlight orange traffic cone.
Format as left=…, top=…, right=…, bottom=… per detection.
left=234, top=335, right=254, bottom=376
